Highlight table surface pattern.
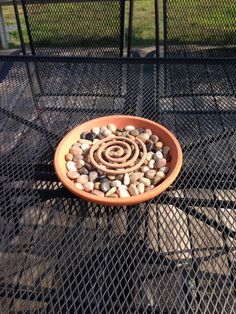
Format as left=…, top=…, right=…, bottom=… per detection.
left=0, top=56, right=235, bottom=313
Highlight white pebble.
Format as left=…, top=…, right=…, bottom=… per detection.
left=103, top=129, right=112, bottom=137
left=159, top=166, right=170, bottom=173
left=154, top=151, right=163, bottom=160
left=123, top=173, right=130, bottom=185
left=76, top=174, right=88, bottom=184
left=79, top=139, right=92, bottom=144
left=91, top=190, right=104, bottom=197
left=111, top=180, right=122, bottom=187
left=137, top=183, right=145, bottom=194
left=139, top=177, right=151, bottom=186
left=100, top=126, right=108, bottom=133
left=146, top=152, right=154, bottom=161
left=125, top=125, right=135, bottom=131
left=107, top=123, right=117, bottom=132
left=74, top=182, right=84, bottom=190
left=118, top=185, right=128, bottom=190
left=118, top=188, right=130, bottom=198
left=89, top=171, right=98, bottom=181
left=156, top=171, right=166, bottom=179
left=84, top=181, right=94, bottom=191
left=81, top=144, right=90, bottom=151
left=92, top=127, right=100, bottom=135
left=77, top=160, right=85, bottom=169
left=148, top=159, right=155, bottom=169
left=66, top=161, right=77, bottom=172
left=141, top=166, right=150, bottom=173
left=93, top=139, right=100, bottom=144
left=106, top=187, right=117, bottom=197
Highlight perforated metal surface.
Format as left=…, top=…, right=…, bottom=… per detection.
left=0, top=56, right=236, bottom=313
left=21, top=0, right=125, bottom=56
left=164, top=0, right=236, bottom=57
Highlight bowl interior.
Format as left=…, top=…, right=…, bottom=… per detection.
left=54, top=115, right=182, bottom=206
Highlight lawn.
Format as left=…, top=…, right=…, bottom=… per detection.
left=2, top=0, right=235, bottom=49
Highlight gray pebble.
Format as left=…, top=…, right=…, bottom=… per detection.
left=86, top=133, right=96, bottom=141
left=130, top=172, right=144, bottom=184
left=100, top=181, right=110, bottom=193
left=159, top=166, right=170, bottom=173
left=78, top=167, right=89, bottom=175
left=163, top=146, right=170, bottom=155
left=130, top=129, right=140, bottom=136
left=150, top=135, right=159, bottom=143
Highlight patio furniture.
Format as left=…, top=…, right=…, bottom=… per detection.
left=19, top=0, right=126, bottom=56
left=0, top=55, right=235, bottom=313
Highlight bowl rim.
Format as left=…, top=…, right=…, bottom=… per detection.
left=54, top=115, right=183, bottom=206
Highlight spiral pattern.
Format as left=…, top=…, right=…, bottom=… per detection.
left=89, top=136, right=147, bottom=175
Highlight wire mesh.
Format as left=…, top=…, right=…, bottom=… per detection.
left=164, top=0, right=236, bottom=57
left=0, top=56, right=236, bottom=313
left=21, top=0, right=125, bottom=57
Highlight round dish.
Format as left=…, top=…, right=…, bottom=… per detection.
left=54, top=115, right=182, bottom=206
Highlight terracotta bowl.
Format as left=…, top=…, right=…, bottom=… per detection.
left=54, top=115, right=182, bottom=206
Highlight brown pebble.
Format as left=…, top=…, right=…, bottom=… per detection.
left=79, top=139, right=93, bottom=145
left=69, top=146, right=82, bottom=156
left=73, top=154, right=84, bottom=162
left=128, top=184, right=139, bottom=196
left=91, top=190, right=104, bottom=197
left=163, top=146, right=170, bottom=155
left=145, top=185, right=155, bottom=192
left=143, top=160, right=149, bottom=166
left=155, top=141, right=163, bottom=149
left=139, top=177, right=151, bottom=186
left=145, top=129, right=152, bottom=136
left=137, top=133, right=149, bottom=143
left=107, top=175, right=116, bottom=181
left=106, top=187, right=117, bottom=197
left=65, top=153, right=73, bottom=161
left=156, top=158, right=167, bottom=169
left=152, top=175, right=162, bottom=185
left=94, top=182, right=101, bottom=190
left=127, top=134, right=135, bottom=140
left=66, top=171, right=79, bottom=180
left=130, top=129, right=139, bottom=136
left=116, top=174, right=124, bottom=181
left=109, top=193, right=119, bottom=198
left=150, top=135, right=159, bottom=143
left=130, top=172, right=144, bottom=184
left=76, top=174, right=89, bottom=185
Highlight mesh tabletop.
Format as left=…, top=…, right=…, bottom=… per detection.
left=0, top=56, right=236, bottom=313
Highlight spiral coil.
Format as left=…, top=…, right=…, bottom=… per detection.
left=89, top=136, right=147, bottom=175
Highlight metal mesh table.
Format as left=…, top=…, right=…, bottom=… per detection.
left=0, top=56, right=236, bottom=313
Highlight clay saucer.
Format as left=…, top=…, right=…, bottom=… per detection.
left=54, top=115, right=183, bottom=206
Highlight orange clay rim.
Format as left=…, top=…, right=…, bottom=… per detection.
left=54, top=115, right=183, bottom=206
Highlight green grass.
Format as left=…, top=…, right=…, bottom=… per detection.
left=2, top=0, right=236, bottom=49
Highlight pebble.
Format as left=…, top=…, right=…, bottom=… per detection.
left=163, top=145, right=170, bottom=155
left=111, top=180, right=122, bottom=187
left=79, top=139, right=92, bottom=145
left=100, top=181, right=110, bottom=193
left=150, top=135, right=159, bottom=143
left=76, top=174, right=89, bottom=185
left=145, top=185, right=154, bottom=192
left=137, top=128, right=145, bottom=134
left=93, top=139, right=100, bottom=144
left=155, top=141, right=163, bottom=149
left=65, top=153, right=73, bottom=161
left=146, top=143, right=153, bottom=152
left=86, top=133, right=96, bottom=141
left=94, top=182, right=101, bottom=190
left=98, top=174, right=106, bottom=181
left=89, top=171, right=98, bottom=181
left=145, top=170, right=156, bottom=179
left=156, top=171, right=166, bottom=179
left=118, top=188, right=130, bottom=198
left=123, top=173, right=130, bottom=185
left=130, top=129, right=139, bottom=136
left=118, top=185, right=128, bottom=190
left=152, top=175, right=162, bottom=185
left=116, top=174, right=124, bottom=181
left=73, top=154, right=84, bottom=162
left=67, top=171, right=79, bottom=180
left=154, top=151, right=163, bottom=160
left=109, top=193, right=119, bottom=198
left=125, top=125, right=135, bottom=131
left=78, top=167, right=89, bottom=175
left=156, top=158, right=167, bottom=169
left=159, top=166, right=170, bottom=173
left=74, top=143, right=81, bottom=147
left=146, top=152, right=154, bottom=161
left=127, top=134, right=135, bottom=141
left=98, top=134, right=105, bottom=139
left=139, top=177, right=151, bottom=186
left=66, top=161, right=77, bottom=172
left=91, top=190, right=104, bottom=197
left=128, top=184, right=139, bottom=196
left=107, top=175, right=116, bottom=181
left=81, top=144, right=90, bottom=151
left=97, top=169, right=104, bottom=176
left=106, top=187, right=117, bottom=197
left=130, top=172, right=144, bottom=184
left=74, top=182, right=84, bottom=190
left=85, top=162, right=93, bottom=171
left=143, top=160, right=149, bottom=165
left=141, top=166, right=150, bottom=173
left=92, top=127, right=100, bottom=135
left=137, top=133, right=149, bottom=143
left=81, top=132, right=89, bottom=139
left=137, top=183, right=145, bottom=194
left=103, top=129, right=112, bottom=137
left=84, top=181, right=94, bottom=191
left=145, top=129, right=152, bottom=136
left=148, top=159, right=155, bottom=169
left=69, top=146, right=83, bottom=156
left=107, top=123, right=117, bottom=132
left=77, top=160, right=85, bottom=169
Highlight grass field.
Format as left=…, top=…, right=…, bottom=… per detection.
left=2, top=0, right=235, bottom=49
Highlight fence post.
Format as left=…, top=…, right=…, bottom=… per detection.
left=0, top=4, right=9, bottom=49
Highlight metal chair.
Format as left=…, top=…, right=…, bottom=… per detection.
left=19, top=0, right=126, bottom=57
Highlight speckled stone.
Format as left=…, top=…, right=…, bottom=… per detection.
left=128, top=184, right=139, bottom=196
left=145, top=170, right=156, bottom=179
left=76, top=174, right=89, bottom=185
left=150, top=135, right=159, bottom=143
left=139, top=177, right=151, bottom=186
left=154, top=151, right=163, bottom=160
left=137, top=133, right=149, bottom=143
left=155, top=158, right=167, bottom=169
left=100, top=181, right=110, bottom=193
left=78, top=167, right=89, bottom=175
left=130, top=172, right=144, bottom=184
left=130, top=129, right=140, bottom=136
